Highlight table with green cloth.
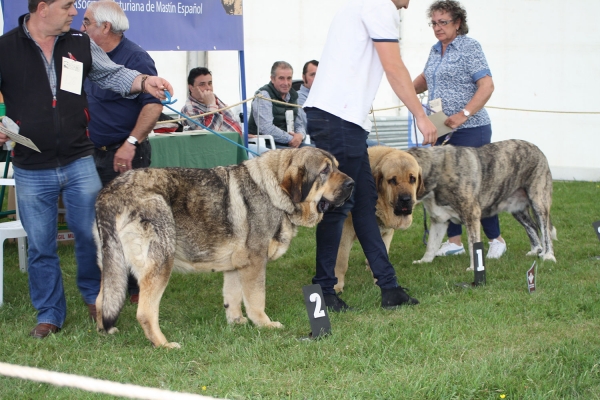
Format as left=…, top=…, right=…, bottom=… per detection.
left=149, top=131, right=248, bottom=169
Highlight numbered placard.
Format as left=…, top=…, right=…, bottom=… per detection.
left=473, top=242, right=486, bottom=286
left=527, top=260, right=537, bottom=293
left=302, top=284, right=331, bottom=339
left=593, top=221, right=600, bottom=241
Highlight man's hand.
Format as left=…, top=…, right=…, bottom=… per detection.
left=0, top=133, right=9, bottom=146
left=288, top=133, right=304, bottom=148
left=114, top=141, right=136, bottom=173
left=197, top=89, right=216, bottom=107
left=416, top=116, right=437, bottom=146
left=143, top=76, right=174, bottom=100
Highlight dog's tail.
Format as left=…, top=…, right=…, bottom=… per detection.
left=95, top=206, right=129, bottom=333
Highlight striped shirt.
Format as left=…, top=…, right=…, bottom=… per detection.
left=181, top=94, right=242, bottom=134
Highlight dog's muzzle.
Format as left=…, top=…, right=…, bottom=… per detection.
left=394, top=194, right=414, bottom=216
left=318, top=178, right=354, bottom=213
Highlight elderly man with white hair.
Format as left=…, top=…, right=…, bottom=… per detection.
left=82, top=0, right=163, bottom=305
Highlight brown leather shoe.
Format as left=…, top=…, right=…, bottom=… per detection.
left=30, top=323, right=60, bottom=339
left=87, top=303, right=97, bottom=321
left=129, top=294, right=139, bottom=304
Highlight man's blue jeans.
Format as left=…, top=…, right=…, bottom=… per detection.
left=13, top=156, right=102, bottom=327
left=306, top=108, right=398, bottom=295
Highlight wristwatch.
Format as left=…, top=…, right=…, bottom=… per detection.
left=126, top=136, right=139, bottom=147
left=462, top=109, right=471, bottom=118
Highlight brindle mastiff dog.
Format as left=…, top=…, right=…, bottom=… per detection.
left=94, top=147, right=354, bottom=348
left=334, top=146, right=423, bottom=293
left=408, top=139, right=557, bottom=271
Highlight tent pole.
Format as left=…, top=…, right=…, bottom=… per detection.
left=239, top=50, right=249, bottom=148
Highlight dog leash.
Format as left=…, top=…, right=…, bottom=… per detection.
left=160, top=91, right=260, bottom=157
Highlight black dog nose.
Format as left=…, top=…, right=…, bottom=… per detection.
left=344, top=179, right=355, bottom=191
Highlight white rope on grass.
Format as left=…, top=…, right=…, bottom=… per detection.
left=0, top=362, right=223, bottom=400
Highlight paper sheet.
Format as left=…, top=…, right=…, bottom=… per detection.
left=0, top=124, right=41, bottom=152
left=427, top=111, right=454, bottom=137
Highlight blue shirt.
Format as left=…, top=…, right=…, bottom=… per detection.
left=84, top=36, right=160, bottom=147
left=423, top=35, right=492, bottom=129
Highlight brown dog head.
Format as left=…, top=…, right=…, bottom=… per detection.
left=278, top=147, right=354, bottom=227
left=369, top=146, right=421, bottom=230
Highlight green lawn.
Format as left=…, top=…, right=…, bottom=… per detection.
left=1, top=181, right=599, bottom=399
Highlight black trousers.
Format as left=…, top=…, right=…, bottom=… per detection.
left=93, top=139, right=151, bottom=186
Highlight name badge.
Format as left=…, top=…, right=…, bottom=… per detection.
left=428, top=98, right=443, bottom=113
left=60, top=57, right=83, bottom=95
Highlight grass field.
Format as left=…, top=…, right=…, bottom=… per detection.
left=0, top=180, right=599, bottom=399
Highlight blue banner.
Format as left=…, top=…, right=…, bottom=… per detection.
left=2, top=0, right=244, bottom=51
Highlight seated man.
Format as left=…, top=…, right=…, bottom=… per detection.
left=181, top=67, right=267, bottom=156
left=181, top=67, right=243, bottom=134
left=297, top=60, right=319, bottom=130
left=248, top=61, right=310, bottom=149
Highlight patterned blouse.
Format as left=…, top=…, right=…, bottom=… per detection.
left=423, top=35, right=492, bottom=129
left=181, top=94, right=242, bottom=134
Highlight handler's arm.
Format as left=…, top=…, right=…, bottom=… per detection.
left=444, top=75, right=494, bottom=129
left=413, top=73, right=428, bottom=95
left=374, top=41, right=436, bottom=145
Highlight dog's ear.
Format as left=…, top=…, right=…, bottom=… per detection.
left=373, top=166, right=384, bottom=193
left=416, top=167, right=425, bottom=198
left=281, top=166, right=304, bottom=203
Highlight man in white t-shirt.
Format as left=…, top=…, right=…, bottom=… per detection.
left=304, top=0, right=437, bottom=311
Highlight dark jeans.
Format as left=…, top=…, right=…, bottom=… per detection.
left=94, top=139, right=151, bottom=295
left=306, top=107, right=398, bottom=295
left=436, top=124, right=500, bottom=240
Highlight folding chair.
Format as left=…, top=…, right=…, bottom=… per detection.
left=0, top=178, right=27, bottom=306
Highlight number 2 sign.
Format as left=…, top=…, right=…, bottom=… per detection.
left=302, top=284, right=331, bottom=339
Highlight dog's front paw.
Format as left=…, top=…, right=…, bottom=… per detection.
left=526, top=246, right=542, bottom=256
left=466, top=266, right=474, bottom=271
left=101, top=326, right=119, bottom=335
left=263, top=321, right=283, bottom=328
left=161, top=342, right=181, bottom=349
left=413, top=259, right=430, bottom=264
left=540, top=253, right=556, bottom=262
left=229, top=316, right=248, bottom=325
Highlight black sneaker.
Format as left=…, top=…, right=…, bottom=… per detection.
left=324, top=294, right=352, bottom=312
left=381, top=286, right=419, bottom=309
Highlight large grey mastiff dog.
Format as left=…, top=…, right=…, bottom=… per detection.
left=407, top=139, right=557, bottom=271
left=93, top=147, right=354, bottom=348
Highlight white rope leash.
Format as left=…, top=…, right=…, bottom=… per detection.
left=0, top=362, right=223, bottom=400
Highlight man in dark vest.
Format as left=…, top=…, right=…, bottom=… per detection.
left=0, top=0, right=173, bottom=339
left=248, top=61, right=309, bottom=149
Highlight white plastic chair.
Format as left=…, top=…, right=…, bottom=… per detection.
left=248, top=134, right=277, bottom=152
left=0, top=178, right=27, bottom=306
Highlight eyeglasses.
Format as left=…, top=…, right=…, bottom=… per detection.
left=81, top=19, right=95, bottom=27
left=428, top=19, right=454, bottom=27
